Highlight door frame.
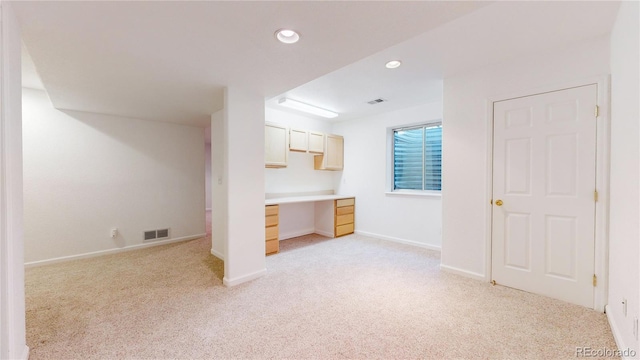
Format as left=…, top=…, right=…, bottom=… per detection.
left=484, top=76, right=610, bottom=311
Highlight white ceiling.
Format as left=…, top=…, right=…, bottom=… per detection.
left=16, top=1, right=621, bottom=127
left=266, top=1, right=621, bottom=122
left=14, top=1, right=489, bottom=127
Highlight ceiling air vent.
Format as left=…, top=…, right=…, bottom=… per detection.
left=367, top=98, right=386, bottom=105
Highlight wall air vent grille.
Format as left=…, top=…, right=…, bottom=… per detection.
left=367, top=98, right=386, bottom=105
left=144, top=230, right=157, bottom=241
left=144, top=228, right=171, bottom=241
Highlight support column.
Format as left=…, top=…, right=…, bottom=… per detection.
left=218, top=86, right=266, bottom=286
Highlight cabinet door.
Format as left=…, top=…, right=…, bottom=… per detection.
left=308, top=132, right=325, bottom=154
left=325, top=134, right=344, bottom=170
left=265, top=122, right=288, bottom=168
left=289, top=128, right=308, bottom=152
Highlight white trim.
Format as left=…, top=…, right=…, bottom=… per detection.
left=210, top=248, right=224, bottom=261
left=385, top=191, right=441, bottom=198
left=606, top=305, right=638, bottom=360
left=484, top=98, right=494, bottom=284
left=222, top=268, right=266, bottom=287
left=593, top=76, right=611, bottom=313
left=489, top=75, right=608, bottom=104
left=440, top=264, right=486, bottom=281
left=485, top=75, right=611, bottom=311
left=25, top=234, right=206, bottom=268
left=355, top=230, right=441, bottom=251
left=20, top=345, right=29, bottom=360
left=279, top=228, right=315, bottom=240
left=205, top=207, right=212, bottom=211
left=314, top=230, right=334, bottom=238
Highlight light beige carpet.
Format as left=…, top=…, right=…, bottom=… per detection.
left=25, top=233, right=617, bottom=359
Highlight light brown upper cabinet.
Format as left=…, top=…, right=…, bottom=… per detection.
left=265, top=122, right=288, bottom=168
left=314, top=134, right=343, bottom=171
left=308, top=131, right=325, bottom=154
left=289, top=128, right=308, bottom=152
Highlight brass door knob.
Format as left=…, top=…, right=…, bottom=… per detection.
left=495, top=199, right=503, bottom=206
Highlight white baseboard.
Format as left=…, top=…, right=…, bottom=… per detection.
left=25, top=234, right=206, bottom=268
left=223, top=268, right=266, bottom=287
left=440, top=264, right=486, bottom=281
left=314, top=229, right=334, bottom=238
left=279, top=228, right=315, bottom=240
left=21, top=345, right=30, bottom=360
left=354, top=230, right=441, bottom=251
left=606, top=305, right=638, bottom=359
left=210, top=248, right=224, bottom=260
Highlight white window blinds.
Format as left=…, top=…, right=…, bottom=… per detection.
left=393, top=123, right=442, bottom=191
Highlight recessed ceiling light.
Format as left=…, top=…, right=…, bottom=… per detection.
left=385, top=60, right=402, bottom=69
left=275, top=29, right=300, bottom=44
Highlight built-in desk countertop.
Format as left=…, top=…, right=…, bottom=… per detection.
left=265, top=194, right=355, bottom=206
left=263, top=194, right=356, bottom=255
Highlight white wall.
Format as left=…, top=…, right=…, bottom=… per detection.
left=608, top=1, right=639, bottom=354
left=205, top=140, right=212, bottom=210
left=22, top=88, right=206, bottom=264
left=222, top=86, right=266, bottom=286
left=264, top=107, right=337, bottom=239
left=278, top=202, right=316, bottom=240
left=332, top=102, right=443, bottom=250
left=0, top=2, right=28, bottom=358
left=441, top=36, right=610, bottom=278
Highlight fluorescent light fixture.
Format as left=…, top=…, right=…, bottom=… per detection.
left=385, top=60, right=402, bottom=69
left=275, top=29, right=300, bottom=44
left=278, top=98, right=338, bottom=118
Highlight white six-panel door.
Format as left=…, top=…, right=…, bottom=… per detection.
left=492, top=84, right=597, bottom=308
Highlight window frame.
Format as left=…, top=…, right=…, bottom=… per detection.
left=387, top=120, right=442, bottom=197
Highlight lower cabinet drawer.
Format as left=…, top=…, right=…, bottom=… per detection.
left=335, top=223, right=354, bottom=237
left=336, top=198, right=355, bottom=207
left=266, top=239, right=279, bottom=254
left=265, top=225, right=278, bottom=241
left=265, top=205, right=279, bottom=216
left=336, top=213, right=354, bottom=226
left=336, top=206, right=354, bottom=216
left=265, top=214, right=278, bottom=227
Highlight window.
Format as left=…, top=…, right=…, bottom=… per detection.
left=392, top=122, right=442, bottom=192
